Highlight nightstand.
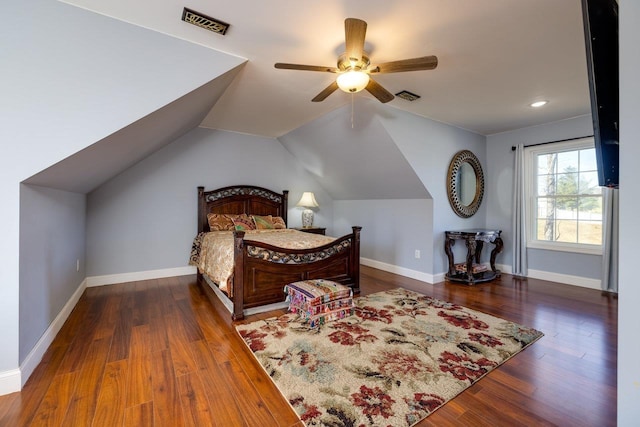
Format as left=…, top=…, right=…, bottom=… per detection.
left=293, top=227, right=326, bottom=235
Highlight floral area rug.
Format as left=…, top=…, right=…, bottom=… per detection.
left=236, top=288, right=543, bottom=426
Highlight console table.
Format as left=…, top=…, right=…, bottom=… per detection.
left=444, top=229, right=503, bottom=284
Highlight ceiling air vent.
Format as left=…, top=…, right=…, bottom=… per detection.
left=395, top=90, right=421, bottom=102
left=181, top=7, right=230, bottom=35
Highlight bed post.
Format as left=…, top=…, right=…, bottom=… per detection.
left=351, top=226, right=362, bottom=294
left=197, top=186, right=206, bottom=233
left=232, top=230, right=246, bottom=321
left=282, top=190, right=289, bottom=225
left=196, top=186, right=205, bottom=284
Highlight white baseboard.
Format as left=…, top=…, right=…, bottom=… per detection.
left=496, top=263, right=601, bottom=289
left=18, top=278, right=87, bottom=390
left=0, top=368, right=21, bottom=396
left=7, top=260, right=599, bottom=397
left=362, top=260, right=601, bottom=290
left=360, top=258, right=437, bottom=284
left=88, top=261, right=597, bottom=292
left=14, top=266, right=199, bottom=395
left=86, top=266, right=197, bottom=287
left=527, top=268, right=601, bottom=290
left=495, top=263, right=512, bottom=275
left=203, top=274, right=233, bottom=314
left=202, top=274, right=288, bottom=317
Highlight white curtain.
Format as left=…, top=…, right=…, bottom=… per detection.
left=601, top=187, right=619, bottom=292
left=512, top=144, right=528, bottom=277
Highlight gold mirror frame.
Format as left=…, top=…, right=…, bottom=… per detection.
left=446, top=150, right=485, bottom=218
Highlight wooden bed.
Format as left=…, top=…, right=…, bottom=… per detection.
left=195, top=185, right=361, bottom=320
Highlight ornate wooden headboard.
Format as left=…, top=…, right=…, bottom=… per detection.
left=197, top=185, right=289, bottom=233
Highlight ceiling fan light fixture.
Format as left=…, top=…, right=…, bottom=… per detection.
left=336, top=70, right=370, bottom=93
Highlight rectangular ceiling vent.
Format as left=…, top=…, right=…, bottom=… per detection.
left=395, top=90, right=421, bottom=102
left=181, top=7, right=230, bottom=35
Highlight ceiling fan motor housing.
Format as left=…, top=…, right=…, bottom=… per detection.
left=338, top=52, right=370, bottom=71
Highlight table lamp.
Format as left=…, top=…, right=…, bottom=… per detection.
left=296, top=192, right=319, bottom=227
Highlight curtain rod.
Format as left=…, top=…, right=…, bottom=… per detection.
left=511, top=135, right=594, bottom=151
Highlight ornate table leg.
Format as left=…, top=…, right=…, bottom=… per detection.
left=465, top=238, right=477, bottom=283
left=490, top=237, right=504, bottom=273
left=444, top=237, right=456, bottom=276
left=475, top=241, right=484, bottom=264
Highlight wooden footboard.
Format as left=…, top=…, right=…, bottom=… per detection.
left=231, top=226, right=361, bottom=320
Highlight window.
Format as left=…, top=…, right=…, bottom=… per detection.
left=526, top=138, right=602, bottom=254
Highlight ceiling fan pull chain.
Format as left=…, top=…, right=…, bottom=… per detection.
left=351, top=94, right=355, bottom=128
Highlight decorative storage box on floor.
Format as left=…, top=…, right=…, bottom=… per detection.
left=284, top=279, right=354, bottom=328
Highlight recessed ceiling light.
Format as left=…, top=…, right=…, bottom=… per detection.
left=530, top=100, right=548, bottom=108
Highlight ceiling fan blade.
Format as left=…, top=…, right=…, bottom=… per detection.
left=275, top=63, right=338, bottom=73
left=370, top=55, right=438, bottom=73
left=365, top=78, right=394, bottom=103
left=311, top=81, right=339, bottom=102
left=344, top=18, right=367, bottom=63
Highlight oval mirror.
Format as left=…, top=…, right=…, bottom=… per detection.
left=447, top=150, right=485, bottom=218
left=458, top=162, right=476, bottom=206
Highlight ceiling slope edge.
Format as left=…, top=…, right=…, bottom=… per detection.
left=24, top=65, right=245, bottom=194
left=277, top=99, right=431, bottom=200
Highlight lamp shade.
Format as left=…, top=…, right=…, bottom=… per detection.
left=296, top=192, right=319, bottom=208
left=336, top=70, right=370, bottom=93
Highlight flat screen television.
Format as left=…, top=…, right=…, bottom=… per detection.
left=581, top=0, right=619, bottom=188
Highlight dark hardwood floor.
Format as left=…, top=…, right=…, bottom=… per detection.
left=0, top=266, right=617, bottom=426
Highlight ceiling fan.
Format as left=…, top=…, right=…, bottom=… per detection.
left=274, top=18, right=438, bottom=103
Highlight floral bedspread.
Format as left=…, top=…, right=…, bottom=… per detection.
left=189, top=229, right=336, bottom=296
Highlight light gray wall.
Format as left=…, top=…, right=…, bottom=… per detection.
left=378, top=109, right=488, bottom=275
left=618, top=1, right=640, bottom=422
left=0, top=0, right=243, bottom=377
left=87, top=104, right=488, bottom=280
left=334, top=199, right=434, bottom=273
left=19, top=185, right=86, bottom=363
left=485, top=115, right=601, bottom=279
left=280, top=101, right=487, bottom=277
left=86, top=128, right=334, bottom=277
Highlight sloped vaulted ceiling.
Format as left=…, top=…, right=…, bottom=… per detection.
left=17, top=1, right=246, bottom=194
left=24, top=67, right=244, bottom=194
left=278, top=99, right=431, bottom=200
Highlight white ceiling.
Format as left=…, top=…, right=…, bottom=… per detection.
left=62, top=0, right=591, bottom=138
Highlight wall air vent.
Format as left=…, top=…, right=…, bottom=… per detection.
left=181, top=7, right=230, bottom=35
left=395, top=90, right=421, bottom=102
